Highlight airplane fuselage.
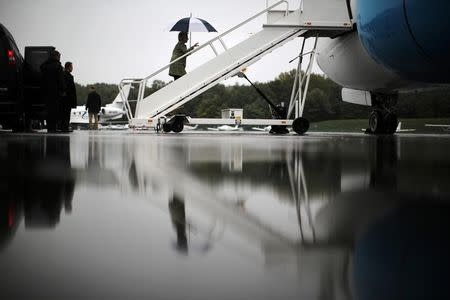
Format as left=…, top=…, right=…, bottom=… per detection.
left=317, top=0, right=450, bottom=94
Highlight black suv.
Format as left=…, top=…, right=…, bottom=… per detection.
left=0, top=23, right=23, bottom=129
left=0, top=23, right=55, bottom=130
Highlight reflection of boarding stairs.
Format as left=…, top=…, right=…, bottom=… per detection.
left=120, top=0, right=352, bottom=133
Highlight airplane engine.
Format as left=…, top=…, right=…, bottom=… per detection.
left=357, top=0, right=450, bottom=83
left=316, top=31, right=408, bottom=93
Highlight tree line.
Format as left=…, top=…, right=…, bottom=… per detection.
left=75, top=70, right=450, bottom=121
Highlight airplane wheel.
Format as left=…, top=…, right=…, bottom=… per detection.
left=369, top=110, right=384, bottom=134
left=162, top=123, right=172, bottom=133
left=172, top=121, right=184, bottom=133
left=292, top=117, right=309, bottom=135
left=384, top=113, right=398, bottom=134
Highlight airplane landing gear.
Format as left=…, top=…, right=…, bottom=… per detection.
left=368, top=110, right=383, bottom=134
left=368, top=110, right=398, bottom=134
left=367, top=94, right=399, bottom=135
left=384, top=112, right=398, bottom=134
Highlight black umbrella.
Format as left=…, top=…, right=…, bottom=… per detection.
left=168, top=15, right=217, bottom=48
left=168, top=16, right=217, bottom=33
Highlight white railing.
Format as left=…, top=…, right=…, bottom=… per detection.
left=118, top=0, right=290, bottom=119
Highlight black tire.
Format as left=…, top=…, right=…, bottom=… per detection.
left=384, top=113, right=398, bottom=134
left=269, top=125, right=289, bottom=134
left=162, top=123, right=172, bottom=133
left=172, top=121, right=184, bottom=133
left=369, top=110, right=384, bottom=134
left=292, top=117, right=310, bottom=135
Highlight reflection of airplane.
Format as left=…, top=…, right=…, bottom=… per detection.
left=317, top=0, right=450, bottom=134
left=251, top=126, right=271, bottom=132
left=70, top=85, right=132, bottom=125
left=207, top=125, right=241, bottom=131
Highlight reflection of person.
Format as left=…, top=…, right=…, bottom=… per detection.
left=169, top=195, right=188, bottom=253
left=88, top=138, right=101, bottom=167
left=25, top=136, right=75, bottom=227
left=0, top=135, right=75, bottom=251
left=40, top=50, right=65, bottom=133
left=169, top=32, right=198, bottom=81
left=60, top=62, right=77, bottom=132
left=85, top=86, right=101, bottom=130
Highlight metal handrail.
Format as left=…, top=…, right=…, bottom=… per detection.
left=119, top=0, right=290, bottom=119
left=118, top=79, right=141, bottom=120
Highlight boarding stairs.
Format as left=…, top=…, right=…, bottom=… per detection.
left=120, top=0, right=352, bottom=131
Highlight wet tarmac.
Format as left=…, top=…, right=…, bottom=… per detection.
left=1, top=130, right=450, bottom=300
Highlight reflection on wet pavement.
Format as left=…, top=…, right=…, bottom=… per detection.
left=0, top=132, right=449, bottom=299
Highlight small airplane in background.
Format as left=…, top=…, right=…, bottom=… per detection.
left=425, top=124, right=450, bottom=132
left=99, top=124, right=129, bottom=130
left=395, top=122, right=415, bottom=133
left=70, top=85, right=132, bottom=126
left=252, top=126, right=271, bottom=132
left=207, top=125, right=242, bottom=131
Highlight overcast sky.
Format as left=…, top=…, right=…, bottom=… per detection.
left=1, top=0, right=320, bottom=85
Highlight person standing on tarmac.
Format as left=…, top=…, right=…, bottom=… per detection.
left=40, top=50, right=65, bottom=133
left=60, top=62, right=77, bottom=132
left=168, top=32, right=198, bottom=81
left=85, top=86, right=101, bottom=130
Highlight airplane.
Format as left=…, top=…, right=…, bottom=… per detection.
left=395, top=122, right=415, bottom=133
left=251, top=126, right=271, bottom=132
left=70, top=85, right=132, bottom=126
left=425, top=124, right=450, bottom=132
left=316, top=0, right=450, bottom=135
left=99, top=124, right=129, bottom=131
left=207, top=125, right=242, bottom=131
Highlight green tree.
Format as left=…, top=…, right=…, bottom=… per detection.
left=75, top=71, right=450, bottom=121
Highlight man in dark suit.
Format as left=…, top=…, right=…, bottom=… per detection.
left=40, top=50, right=65, bottom=133
left=60, top=62, right=77, bottom=132
left=85, top=86, right=101, bottom=130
